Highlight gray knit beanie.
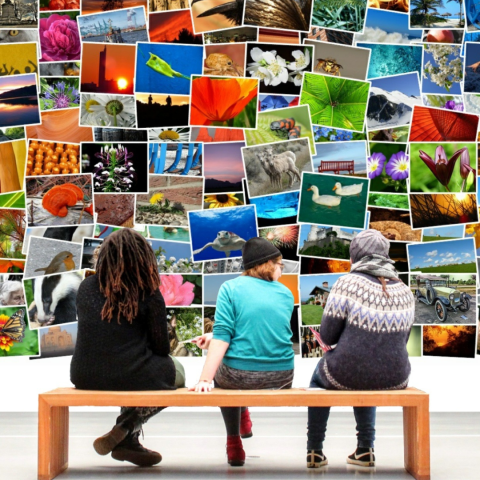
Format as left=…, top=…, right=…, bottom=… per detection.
left=242, top=237, right=282, bottom=270
left=350, top=229, right=390, bottom=263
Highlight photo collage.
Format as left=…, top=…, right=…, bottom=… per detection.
left=0, top=0, right=479, bottom=361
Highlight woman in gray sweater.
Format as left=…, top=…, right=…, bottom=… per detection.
left=306, top=229, right=415, bottom=468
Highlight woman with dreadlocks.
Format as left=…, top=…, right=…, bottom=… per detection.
left=70, top=229, right=185, bottom=467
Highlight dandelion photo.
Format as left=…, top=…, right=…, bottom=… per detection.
left=410, top=143, right=477, bottom=193
left=40, top=77, right=80, bottom=111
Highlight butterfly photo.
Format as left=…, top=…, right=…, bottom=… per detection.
left=0, top=307, right=38, bottom=357
left=0, top=309, right=26, bottom=342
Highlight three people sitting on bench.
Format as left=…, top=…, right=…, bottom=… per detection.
left=70, top=229, right=415, bottom=468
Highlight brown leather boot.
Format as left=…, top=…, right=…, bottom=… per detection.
left=111, top=431, right=162, bottom=467
left=93, top=410, right=143, bottom=456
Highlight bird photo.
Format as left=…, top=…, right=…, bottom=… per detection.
left=34, top=251, right=76, bottom=275
left=191, top=0, right=246, bottom=33
left=244, top=0, right=313, bottom=32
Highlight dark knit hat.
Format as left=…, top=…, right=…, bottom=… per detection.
left=350, top=229, right=390, bottom=263
left=242, top=237, right=282, bottom=270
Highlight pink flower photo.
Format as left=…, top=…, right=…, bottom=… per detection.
left=40, top=12, right=81, bottom=63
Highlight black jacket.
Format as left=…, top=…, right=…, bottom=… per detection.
left=70, top=274, right=176, bottom=391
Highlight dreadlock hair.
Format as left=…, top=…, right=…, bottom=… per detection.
left=96, top=228, right=160, bottom=324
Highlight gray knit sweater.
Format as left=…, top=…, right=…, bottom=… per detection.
left=317, top=272, right=415, bottom=390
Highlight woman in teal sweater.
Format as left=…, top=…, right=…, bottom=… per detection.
left=189, top=237, right=295, bottom=466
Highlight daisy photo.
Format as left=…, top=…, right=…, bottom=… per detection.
left=80, top=94, right=136, bottom=128
left=148, top=128, right=191, bottom=143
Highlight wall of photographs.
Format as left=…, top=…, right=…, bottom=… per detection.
left=1, top=0, right=479, bottom=411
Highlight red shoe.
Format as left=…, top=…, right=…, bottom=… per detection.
left=226, top=435, right=245, bottom=467
left=240, top=408, right=253, bottom=439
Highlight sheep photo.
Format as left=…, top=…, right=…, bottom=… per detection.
left=242, top=138, right=312, bottom=198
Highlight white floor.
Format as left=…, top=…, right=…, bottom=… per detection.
left=2, top=412, right=480, bottom=479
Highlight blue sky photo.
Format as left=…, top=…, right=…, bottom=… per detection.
left=371, top=72, right=421, bottom=97
left=423, top=225, right=465, bottom=239
left=407, top=238, right=476, bottom=270
left=312, top=141, right=367, bottom=172
left=358, top=9, right=422, bottom=43
left=422, top=48, right=463, bottom=95
left=203, top=274, right=240, bottom=305
left=300, top=274, right=346, bottom=302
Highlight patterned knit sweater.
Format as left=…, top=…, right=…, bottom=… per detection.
left=316, top=272, right=415, bottom=390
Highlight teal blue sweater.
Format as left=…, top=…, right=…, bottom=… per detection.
left=213, top=275, right=295, bottom=371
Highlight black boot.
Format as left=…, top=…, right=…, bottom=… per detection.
left=93, top=409, right=143, bottom=456
left=111, top=431, right=162, bottom=467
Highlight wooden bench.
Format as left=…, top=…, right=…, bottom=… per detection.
left=318, top=160, right=355, bottom=175
left=38, top=387, right=430, bottom=480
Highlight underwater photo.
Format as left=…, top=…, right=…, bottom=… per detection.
left=135, top=43, right=204, bottom=95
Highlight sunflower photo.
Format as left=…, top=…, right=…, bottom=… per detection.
left=189, top=76, right=258, bottom=129
left=300, top=73, right=370, bottom=133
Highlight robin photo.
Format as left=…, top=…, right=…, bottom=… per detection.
left=34, top=251, right=76, bottom=274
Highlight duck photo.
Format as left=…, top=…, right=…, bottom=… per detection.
left=299, top=173, right=369, bottom=229
left=332, top=182, right=364, bottom=196
left=307, top=185, right=341, bottom=207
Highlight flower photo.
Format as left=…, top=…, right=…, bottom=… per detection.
left=81, top=142, right=148, bottom=193
left=190, top=76, right=258, bottom=129
left=422, top=44, right=463, bottom=94
left=246, top=43, right=313, bottom=95
left=80, top=94, right=136, bottom=128
left=410, top=143, right=477, bottom=193
left=367, top=142, right=409, bottom=193
left=39, top=12, right=82, bottom=62
left=148, top=128, right=191, bottom=143
left=40, top=77, right=79, bottom=111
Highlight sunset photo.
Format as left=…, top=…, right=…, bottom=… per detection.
left=149, top=9, right=202, bottom=44
left=80, top=43, right=136, bottom=95
left=0, top=74, right=40, bottom=129
left=136, top=93, right=189, bottom=128
left=423, top=326, right=477, bottom=358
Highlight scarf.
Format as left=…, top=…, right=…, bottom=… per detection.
left=350, top=254, right=399, bottom=297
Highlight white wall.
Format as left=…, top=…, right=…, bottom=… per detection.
left=2, top=355, right=480, bottom=412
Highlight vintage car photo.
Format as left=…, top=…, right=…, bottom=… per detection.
left=414, top=274, right=473, bottom=323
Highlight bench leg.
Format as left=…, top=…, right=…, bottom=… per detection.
left=403, top=400, right=430, bottom=480
left=38, top=396, right=69, bottom=480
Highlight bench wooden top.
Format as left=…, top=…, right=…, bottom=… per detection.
left=39, top=387, right=428, bottom=408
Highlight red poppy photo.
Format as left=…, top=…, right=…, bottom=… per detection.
left=189, top=76, right=258, bottom=129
